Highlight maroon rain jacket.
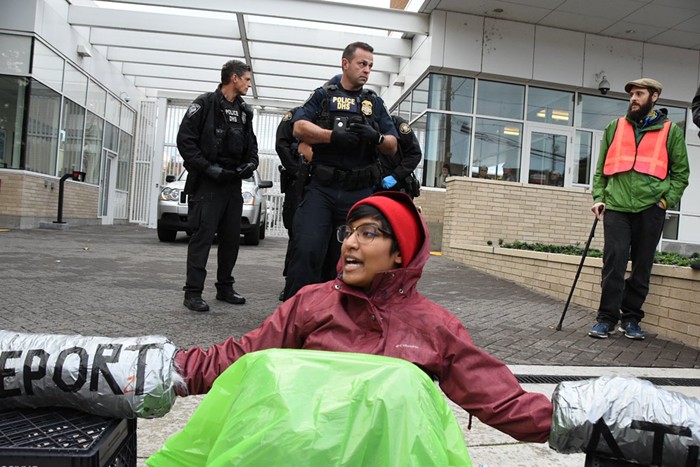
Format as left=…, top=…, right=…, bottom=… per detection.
left=175, top=195, right=553, bottom=443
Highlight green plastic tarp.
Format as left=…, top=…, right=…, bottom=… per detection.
left=148, top=349, right=472, bottom=466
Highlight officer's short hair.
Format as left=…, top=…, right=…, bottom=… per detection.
left=221, top=60, right=251, bottom=84
left=342, top=42, right=373, bottom=62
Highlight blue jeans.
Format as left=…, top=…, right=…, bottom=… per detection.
left=595, top=205, right=665, bottom=325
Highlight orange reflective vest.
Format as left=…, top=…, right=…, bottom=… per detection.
left=604, top=118, right=670, bottom=180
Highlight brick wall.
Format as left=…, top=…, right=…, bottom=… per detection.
left=448, top=244, right=700, bottom=348
left=414, top=188, right=445, bottom=251
left=0, top=171, right=100, bottom=228
left=442, top=177, right=604, bottom=251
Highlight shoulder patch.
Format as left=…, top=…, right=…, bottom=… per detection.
left=399, top=122, right=412, bottom=135
left=186, top=103, right=201, bottom=118
left=282, top=111, right=293, bottom=121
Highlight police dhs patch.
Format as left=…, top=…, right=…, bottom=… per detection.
left=282, top=111, right=292, bottom=121
left=399, top=122, right=412, bottom=134
left=186, top=103, right=201, bottom=118
left=361, top=99, right=373, bottom=116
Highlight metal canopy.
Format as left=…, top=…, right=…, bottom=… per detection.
left=67, top=0, right=426, bottom=107
left=66, top=0, right=700, bottom=108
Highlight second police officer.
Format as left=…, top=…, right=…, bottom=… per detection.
left=177, top=59, right=259, bottom=312
left=283, top=41, right=399, bottom=300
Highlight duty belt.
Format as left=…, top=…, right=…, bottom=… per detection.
left=311, top=164, right=380, bottom=191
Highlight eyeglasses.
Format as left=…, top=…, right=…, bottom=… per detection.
left=336, top=223, right=393, bottom=244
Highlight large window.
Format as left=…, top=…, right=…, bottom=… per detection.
left=26, top=80, right=60, bottom=175
left=423, top=112, right=472, bottom=184
left=429, top=75, right=474, bottom=113
left=32, top=41, right=64, bottom=93
left=527, top=87, right=574, bottom=126
left=476, top=81, right=524, bottom=119
left=472, top=119, right=522, bottom=180
left=576, top=94, right=628, bottom=130
left=58, top=98, right=85, bottom=177
left=0, top=76, right=28, bottom=169
left=84, top=112, right=104, bottom=185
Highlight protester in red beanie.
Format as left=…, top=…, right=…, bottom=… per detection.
left=175, top=191, right=553, bottom=443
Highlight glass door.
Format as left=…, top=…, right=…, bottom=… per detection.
left=100, top=149, right=118, bottom=224
left=522, top=124, right=574, bottom=187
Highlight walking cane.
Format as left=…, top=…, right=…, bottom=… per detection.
left=556, top=214, right=600, bottom=331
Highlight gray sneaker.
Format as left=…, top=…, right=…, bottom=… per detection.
left=618, top=321, right=645, bottom=340
left=588, top=321, right=615, bottom=339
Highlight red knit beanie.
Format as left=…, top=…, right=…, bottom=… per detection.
left=348, top=192, right=423, bottom=266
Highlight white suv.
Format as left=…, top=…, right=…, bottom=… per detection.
left=157, top=170, right=273, bottom=245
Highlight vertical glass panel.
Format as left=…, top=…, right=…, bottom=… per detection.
left=472, top=118, right=522, bottom=180
left=527, top=132, right=567, bottom=186
left=429, top=74, right=474, bottom=113
left=104, top=121, right=119, bottom=152
left=662, top=105, right=686, bottom=130
left=63, top=62, right=87, bottom=106
left=32, top=41, right=64, bottom=93
left=476, top=81, right=524, bottom=119
left=576, top=94, right=628, bottom=130
left=527, top=87, right=574, bottom=126
left=117, top=130, right=132, bottom=191
left=662, top=213, right=679, bottom=240
left=105, top=92, right=120, bottom=125
left=411, top=76, right=429, bottom=119
left=0, top=76, right=29, bottom=169
left=422, top=112, right=472, bottom=188
left=120, top=105, right=135, bottom=134
left=574, top=130, right=593, bottom=186
left=0, top=34, right=32, bottom=74
left=84, top=111, right=104, bottom=184
left=58, top=98, right=85, bottom=177
left=26, top=80, right=60, bottom=175
left=87, top=80, right=107, bottom=117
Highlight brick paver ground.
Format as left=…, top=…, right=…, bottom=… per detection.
left=1, top=224, right=698, bottom=369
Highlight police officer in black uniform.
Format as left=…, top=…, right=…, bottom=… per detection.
left=177, top=59, right=259, bottom=312
left=275, top=106, right=311, bottom=299
left=283, top=41, right=399, bottom=300
left=380, top=115, right=422, bottom=198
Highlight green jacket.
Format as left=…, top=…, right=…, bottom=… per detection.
left=593, top=110, right=690, bottom=212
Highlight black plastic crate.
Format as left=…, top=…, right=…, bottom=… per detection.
left=0, top=407, right=136, bottom=467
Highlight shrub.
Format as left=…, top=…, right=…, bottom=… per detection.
left=500, top=241, right=698, bottom=267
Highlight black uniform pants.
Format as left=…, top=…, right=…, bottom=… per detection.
left=184, top=177, right=243, bottom=297
left=595, top=205, right=666, bottom=325
left=283, top=180, right=373, bottom=299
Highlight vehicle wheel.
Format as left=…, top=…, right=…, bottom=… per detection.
left=157, top=227, right=177, bottom=242
left=259, top=218, right=266, bottom=240
left=244, top=222, right=260, bottom=246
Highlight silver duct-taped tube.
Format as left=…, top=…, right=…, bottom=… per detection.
left=0, top=330, right=181, bottom=419
left=549, top=376, right=700, bottom=466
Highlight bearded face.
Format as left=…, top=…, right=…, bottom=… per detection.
left=626, top=88, right=656, bottom=121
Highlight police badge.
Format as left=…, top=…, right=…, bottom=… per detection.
left=187, top=103, right=201, bottom=118
left=361, top=99, right=373, bottom=116
left=282, top=111, right=292, bottom=121
left=399, top=122, right=412, bottom=134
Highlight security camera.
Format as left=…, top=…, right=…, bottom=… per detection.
left=124, top=96, right=130, bottom=103
left=599, top=84, right=609, bottom=95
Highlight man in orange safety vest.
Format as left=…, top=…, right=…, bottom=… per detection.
left=588, top=78, right=689, bottom=341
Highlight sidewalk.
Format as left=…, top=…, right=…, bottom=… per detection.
left=1, top=224, right=698, bottom=465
